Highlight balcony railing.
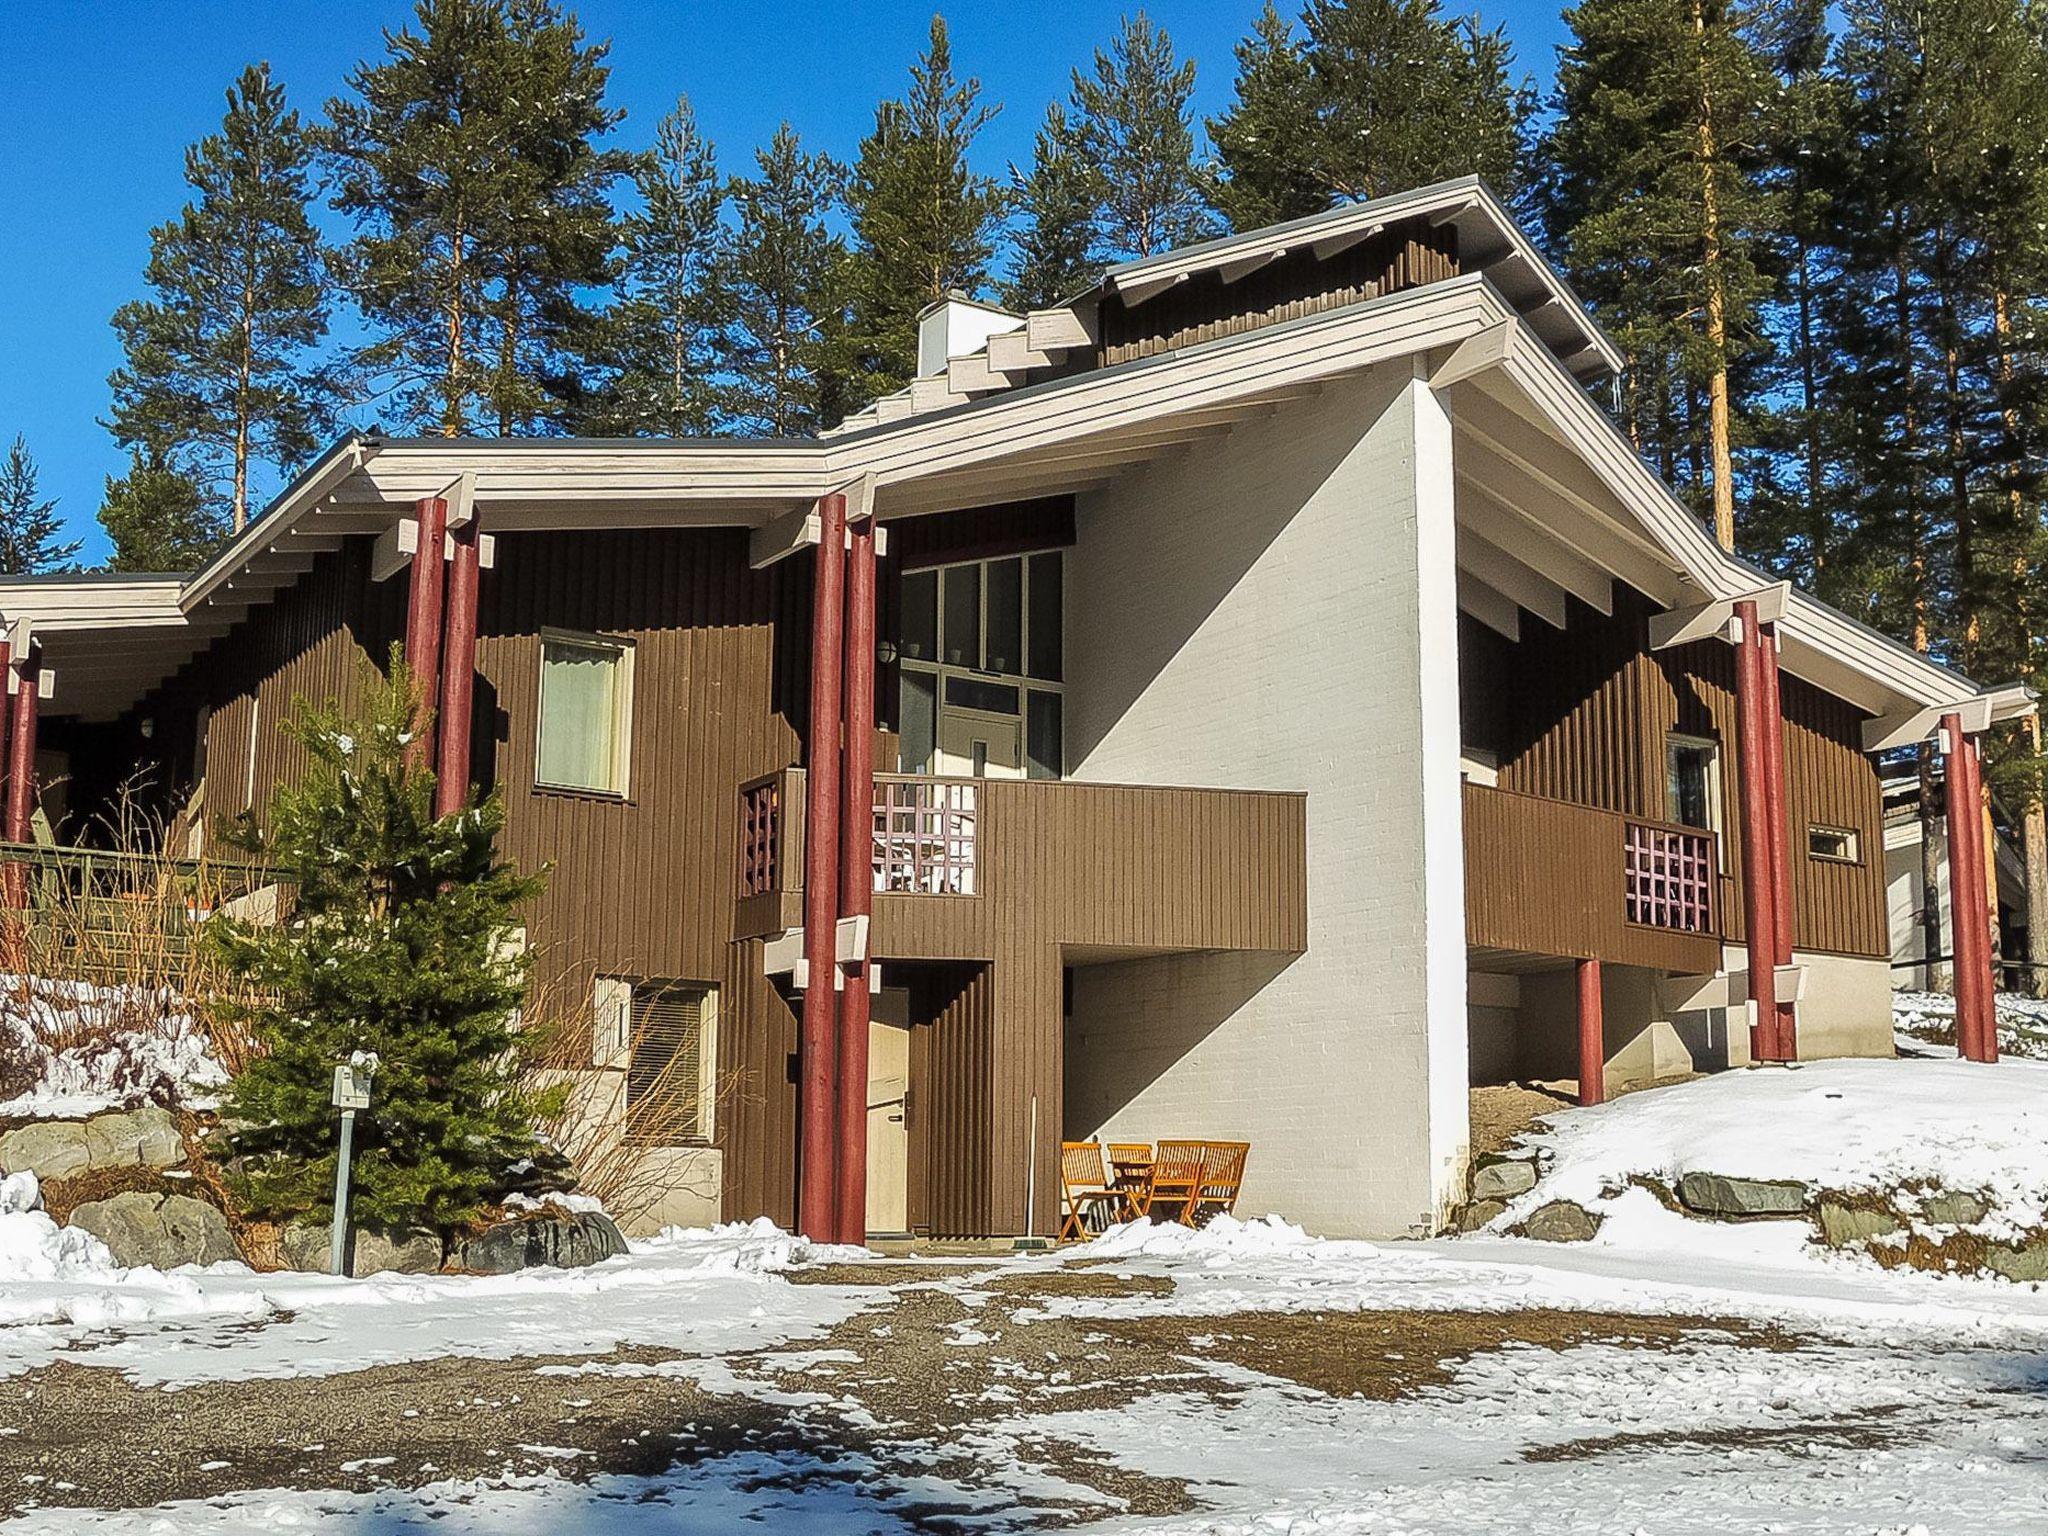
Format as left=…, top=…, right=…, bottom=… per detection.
left=871, top=775, right=977, bottom=896
left=1622, top=820, right=1716, bottom=933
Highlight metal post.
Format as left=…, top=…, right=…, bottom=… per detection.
left=329, top=1108, right=356, bottom=1277
left=433, top=512, right=481, bottom=819
left=404, top=496, right=449, bottom=768
left=1758, top=621, right=1798, bottom=1058
left=1733, top=601, right=1780, bottom=1060
left=798, top=493, right=847, bottom=1242
left=1576, top=957, right=1605, bottom=1107
left=833, top=515, right=877, bottom=1247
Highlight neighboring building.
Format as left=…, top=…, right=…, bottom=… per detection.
left=0, top=180, right=2025, bottom=1242
left=1883, top=773, right=2029, bottom=991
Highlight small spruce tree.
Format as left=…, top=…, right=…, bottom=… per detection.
left=210, top=655, right=547, bottom=1233
left=0, top=436, right=81, bottom=576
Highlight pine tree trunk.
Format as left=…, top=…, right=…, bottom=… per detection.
left=1795, top=235, right=1823, bottom=577
left=1693, top=0, right=1737, bottom=553
left=235, top=280, right=255, bottom=535
left=444, top=214, right=467, bottom=439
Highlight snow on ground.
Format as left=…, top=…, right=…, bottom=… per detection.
left=1894, top=986, right=2048, bottom=1059
left=0, top=975, right=227, bottom=1119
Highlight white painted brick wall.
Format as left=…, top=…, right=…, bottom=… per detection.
left=1064, top=365, right=1470, bottom=1237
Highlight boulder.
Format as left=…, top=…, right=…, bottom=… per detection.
left=0, top=1121, right=91, bottom=1181
left=83, top=1106, right=185, bottom=1171
left=1470, top=1159, right=1537, bottom=1201
left=279, top=1220, right=443, bottom=1277
left=454, top=1211, right=628, bottom=1275
left=1817, top=1201, right=1901, bottom=1247
left=1987, top=1238, right=2048, bottom=1284
left=1521, top=1200, right=1601, bottom=1244
left=68, top=1191, right=238, bottom=1269
left=1456, top=1198, right=1507, bottom=1233
left=1921, top=1190, right=1990, bottom=1227
left=1677, top=1172, right=1809, bottom=1218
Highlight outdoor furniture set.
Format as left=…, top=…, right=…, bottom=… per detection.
left=1058, top=1138, right=1250, bottom=1242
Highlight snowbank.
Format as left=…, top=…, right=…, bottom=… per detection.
left=0, top=1169, right=120, bottom=1284
left=1089, top=1213, right=1320, bottom=1263
left=1495, top=1057, right=2048, bottom=1244
left=0, top=973, right=228, bottom=1119
left=1894, top=988, right=2048, bottom=1060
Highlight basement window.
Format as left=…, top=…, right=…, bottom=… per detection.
left=536, top=630, right=634, bottom=797
left=624, top=981, right=718, bottom=1146
left=1808, top=825, right=1861, bottom=864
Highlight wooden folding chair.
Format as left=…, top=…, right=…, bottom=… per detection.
left=1060, top=1141, right=1126, bottom=1242
left=1191, top=1141, right=1250, bottom=1227
left=1148, top=1140, right=1210, bottom=1226
left=1107, top=1141, right=1155, bottom=1216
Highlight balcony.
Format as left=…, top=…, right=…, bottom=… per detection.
left=734, top=768, right=1307, bottom=960
left=1463, top=782, right=1722, bottom=973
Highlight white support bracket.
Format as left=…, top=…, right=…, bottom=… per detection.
left=1647, top=581, right=1789, bottom=652
left=835, top=913, right=870, bottom=967
left=440, top=471, right=477, bottom=529
left=1862, top=695, right=1994, bottom=753
left=1429, top=320, right=1518, bottom=390
left=443, top=530, right=497, bottom=569
left=371, top=517, right=420, bottom=583
left=761, top=929, right=808, bottom=992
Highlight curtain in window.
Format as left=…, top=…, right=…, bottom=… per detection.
left=540, top=642, right=619, bottom=791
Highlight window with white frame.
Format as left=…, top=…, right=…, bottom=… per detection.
left=1665, top=733, right=1722, bottom=835
left=1808, top=824, right=1861, bottom=863
left=624, top=980, right=718, bottom=1146
left=897, top=550, right=1063, bottom=778
left=536, top=630, right=634, bottom=796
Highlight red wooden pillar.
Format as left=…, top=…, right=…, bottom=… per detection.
left=1966, top=734, right=2000, bottom=1062
left=1758, top=621, right=1798, bottom=1058
left=834, top=516, right=878, bottom=1245
left=1576, top=957, right=1605, bottom=1107
left=1944, top=715, right=1996, bottom=1061
left=404, top=496, right=449, bottom=767
left=7, top=647, right=42, bottom=844
left=0, top=635, right=15, bottom=917
left=1733, top=600, right=1780, bottom=1060
left=432, top=512, right=481, bottom=819
left=798, top=493, right=847, bottom=1241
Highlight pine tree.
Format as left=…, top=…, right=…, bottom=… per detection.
left=107, top=63, right=337, bottom=536
left=210, top=656, right=548, bottom=1233
left=584, top=97, right=727, bottom=436
left=327, top=0, right=629, bottom=436
left=717, top=125, right=843, bottom=436
left=1068, top=12, right=1213, bottom=261
left=836, top=16, right=1007, bottom=407
left=98, top=452, right=225, bottom=572
left=0, top=438, right=81, bottom=576
left=1002, top=103, right=1101, bottom=309
left=1211, top=0, right=1529, bottom=229
left=1541, top=0, right=1780, bottom=551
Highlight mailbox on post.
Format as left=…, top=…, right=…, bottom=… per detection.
left=328, top=1050, right=380, bottom=1276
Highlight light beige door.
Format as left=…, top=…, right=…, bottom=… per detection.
left=866, top=1021, right=912, bottom=1236
left=935, top=708, right=1024, bottom=779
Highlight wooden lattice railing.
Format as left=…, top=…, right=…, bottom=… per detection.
left=1622, top=820, right=1716, bottom=933
left=871, top=776, right=978, bottom=896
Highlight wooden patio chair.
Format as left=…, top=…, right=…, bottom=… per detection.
left=1059, top=1141, right=1126, bottom=1242
left=1190, top=1141, right=1250, bottom=1227
left=1148, top=1140, right=1210, bottom=1226
left=1106, top=1141, right=1155, bottom=1216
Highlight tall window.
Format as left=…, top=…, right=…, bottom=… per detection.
left=536, top=630, right=634, bottom=796
left=898, top=551, right=1063, bottom=779
left=625, top=981, right=718, bottom=1146
left=1665, top=734, right=1721, bottom=833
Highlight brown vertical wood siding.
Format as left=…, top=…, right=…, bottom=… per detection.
left=1458, top=588, right=1888, bottom=959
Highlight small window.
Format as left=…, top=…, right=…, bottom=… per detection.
left=1809, top=825, right=1861, bottom=863
left=900, top=569, right=938, bottom=662
left=625, top=981, right=718, bottom=1146
left=1666, top=735, right=1720, bottom=833
left=536, top=631, right=633, bottom=796
left=1027, top=691, right=1062, bottom=780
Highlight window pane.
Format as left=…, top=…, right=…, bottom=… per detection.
left=942, top=565, right=980, bottom=668
left=626, top=982, right=712, bottom=1145
left=1666, top=741, right=1712, bottom=830
left=539, top=641, right=621, bottom=792
left=1027, top=691, right=1063, bottom=780
left=900, top=570, right=937, bottom=663
left=985, top=557, right=1023, bottom=675
left=899, top=669, right=937, bottom=773
left=945, top=677, right=1019, bottom=715
left=1027, top=552, right=1063, bottom=681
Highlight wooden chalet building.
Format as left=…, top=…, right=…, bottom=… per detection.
left=0, top=179, right=2025, bottom=1241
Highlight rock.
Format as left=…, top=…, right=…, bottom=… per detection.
left=0, top=1121, right=91, bottom=1181
left=68, top=1191, right=238, bottom=1269
left=1521, top=1200, right=1601, bottom=1244
left=1457, top=1198, right=1507, bottom=1233
left=1817, top=1201, right=1901, bottom=1247
left=1987, top=1237, right=2048, bottom=1284
left=82, top=1106, right=185, bottom=1171
left=454, top=1211, right=629, bottom=1275
left=1676, top=1172, right=1809, bottom=1218
left=279, top=1220, right=442, bottom=1277
left=1921, top=1190, right=1990, bottom=1227
left=1470, top=1159, right=1537, bottom=1201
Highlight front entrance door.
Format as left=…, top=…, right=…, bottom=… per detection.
left=935, top=708, right=1024, bottom=779
left=866, top=1020, right=912, bottom=1236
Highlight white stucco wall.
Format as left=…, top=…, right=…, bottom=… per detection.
left=1061, top=365, right=1470, bottom=1237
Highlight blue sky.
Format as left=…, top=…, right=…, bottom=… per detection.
left=0, top=1, right=1572, bottom=563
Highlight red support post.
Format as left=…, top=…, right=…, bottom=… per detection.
left=1733, top=601, right=1780, bottom=1061
left=6, top=647, right=41, bottom=845
left=834, top=517, right=878, bottom=1246
left=1576, top=957, right=1605, bottom=1107
left=1944, top=716, right=1994, bottom=1062
left=1966, top=734, right=2000, bottom=1063
left=404, top=496, right=449, bottom=768
left=0, top=637, right=15, bottom=918
left=1758, top=621, right=1798, bottom=1058
left=798, top=493, right=847, bottom=1242
left=432, top=513, right=481, bottom=820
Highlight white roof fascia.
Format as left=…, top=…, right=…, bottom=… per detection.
left=182, top=436, right=372, bottom=614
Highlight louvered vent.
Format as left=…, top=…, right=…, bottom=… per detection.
left=626, top=982, right=713, bottom=1146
